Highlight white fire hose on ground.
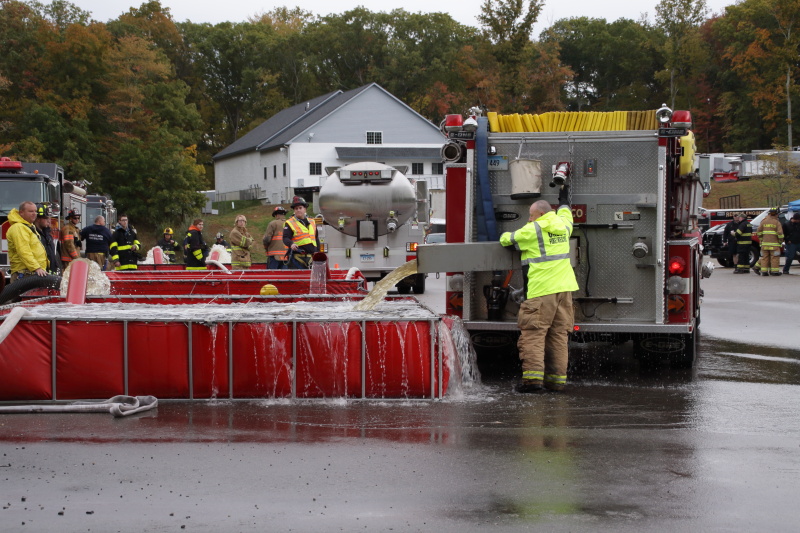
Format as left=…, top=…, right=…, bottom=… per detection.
left=0, top=395, right=158, bottom=417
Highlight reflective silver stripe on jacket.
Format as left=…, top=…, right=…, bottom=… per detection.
left=520, top=221, right=570, bottom=265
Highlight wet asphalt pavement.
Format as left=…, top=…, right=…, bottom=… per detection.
left=2, top=267, right=800, bottom=532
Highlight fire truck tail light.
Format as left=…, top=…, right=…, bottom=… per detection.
left=407, top=242, right=418, bottom=252
left=668, top=256, right=686, bottom=275
left=667, top=275, right=687, bottom=294
left=448, top=274, right=464, bottom=291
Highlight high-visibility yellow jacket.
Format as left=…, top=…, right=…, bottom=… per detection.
left=285, top=216, right=317, bottom=249
left=6, top=208, right=48, bottom=274
left=500, top=206, right=578, bottom=299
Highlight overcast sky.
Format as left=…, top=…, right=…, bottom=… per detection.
left=69, top=0, right=736, bottom=37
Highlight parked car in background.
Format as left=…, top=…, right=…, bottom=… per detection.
left=424, top=232, right=446, bottom=244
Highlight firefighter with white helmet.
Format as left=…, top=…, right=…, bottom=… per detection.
left=214, top=231, right=231, bottom=254
left=500, top=185, right=578, bottom=393
left=263, top=206, right=288, bottom=269
left=283, top=196, right=319, bottom=269
left=756, top=207, right=784, bottom=276
left=157, top=227, right=180, bottom=263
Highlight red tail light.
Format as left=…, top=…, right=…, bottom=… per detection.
left=668, top=256, right=686, bottom=275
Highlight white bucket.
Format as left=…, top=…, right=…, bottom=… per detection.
left=509, top=159, right=542, bottom=199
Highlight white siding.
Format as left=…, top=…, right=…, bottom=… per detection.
left=214, top=85, right=445, bottom=197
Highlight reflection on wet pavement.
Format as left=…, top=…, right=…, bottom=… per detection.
left=2, top=332, right=799, bottom=531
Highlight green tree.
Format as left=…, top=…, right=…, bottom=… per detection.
left=713, top=0, right=800, bottom=149
left=655, top=0, right=708, bottom=109
left=545, top=17, right=665, bottom=110
left=477, top=0, right=543, bottom=112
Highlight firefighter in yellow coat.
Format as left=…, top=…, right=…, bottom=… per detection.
left=756, top=207, right=785, bottom=276
left=500, top=190, right=578, bottom=393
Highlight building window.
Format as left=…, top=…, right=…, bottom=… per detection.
left=366, top=131, right=383, bottom=145
left=263, top=168, right=268, bottom=180
left=283, top=163, right=286, bottom=177
left=412, top=163, right=424, bottom=175
left=273, top=165, right=277, bottom=178
left=432, top=162, right=443, bottom=174
left=310, top=162, right=322, bottom=175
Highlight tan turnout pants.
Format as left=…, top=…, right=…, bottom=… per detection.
left=517, top=291, right=573, bottom=391
left=759, top=247, right=781, bottom=274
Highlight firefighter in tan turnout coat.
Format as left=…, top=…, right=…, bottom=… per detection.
left=757, top=207, right=784, bottom=276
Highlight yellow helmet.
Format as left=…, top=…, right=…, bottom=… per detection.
left=164, top=227, right=174, bottom=235
left=260, top=284, right=279, bottom=295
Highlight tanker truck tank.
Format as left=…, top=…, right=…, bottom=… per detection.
left=315, top=162, right=428, bottom=294
left=318, top=162, right=416, bottom=238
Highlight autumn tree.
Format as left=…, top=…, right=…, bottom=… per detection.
left=477, top=0, right=543, bottom=112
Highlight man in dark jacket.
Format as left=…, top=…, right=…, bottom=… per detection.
left=723, top=215, right=739, bottom=268
left=110, top=214, right=140, bottom=271
left=34, top=204, right=62, bottom=275
left=733, top=214, right=753, bottom=274
left=157, top=227, right=180, bottom=263
left=783, top=212, right=800, bottom=274
left=80, top=215, right=114, bottom=269
left=184, top=219, right=208, bottom=270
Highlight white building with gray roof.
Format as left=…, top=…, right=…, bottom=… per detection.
left=213, top=83, right=446, bottom=206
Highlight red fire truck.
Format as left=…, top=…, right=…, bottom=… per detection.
left=0, top=158, right=88, bottom=282
left=417, top=106, right=714, bottom=368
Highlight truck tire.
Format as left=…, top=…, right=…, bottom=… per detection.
left=0, top=274, right=62, bottom=305
left=633, top=332, right=696, bottom=369
left=716, top=256, right=730, bottom=268
left=396, top=284, right=411, bottom=294
left=412, top=273, right=426, bottom=294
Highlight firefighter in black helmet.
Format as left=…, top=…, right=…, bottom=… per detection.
left=157, top=227, right=180, bottom=263
left=264, top=206, right=288, bottom=269
left=282, top=196, right=319, bottom=269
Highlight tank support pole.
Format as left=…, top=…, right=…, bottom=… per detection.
left=123, top=321, right=128, bottom=396
left=429, top=320, right=435, bottom=400
left=228, top=321, right=233, bottom=399
left=51, top=319, right=57, bottom=401
left=361, top=321, right=366, bottom=399
left=438, top=322, right=444, bottom=399
left=187, top=322, right=193, bottom=400
left=291, top=322, right=297, bottom=399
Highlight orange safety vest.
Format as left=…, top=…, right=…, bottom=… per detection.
left=285, top=216, right=317, bottom=248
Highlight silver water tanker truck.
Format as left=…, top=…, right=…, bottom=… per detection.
left=315, top=162, right=429, bottom=293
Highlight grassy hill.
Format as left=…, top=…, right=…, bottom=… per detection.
left=703, top=177, right=800, bottom=209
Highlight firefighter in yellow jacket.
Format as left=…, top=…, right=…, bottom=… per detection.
left=229, top=214, right=254, bottom=269
left=500, top=191, right=578, bottom=393
left=60, top=209, right=81, bottom=266
left=756, top=207, right=785, bottom=276
left=6, top=201, right=48, bottom=283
